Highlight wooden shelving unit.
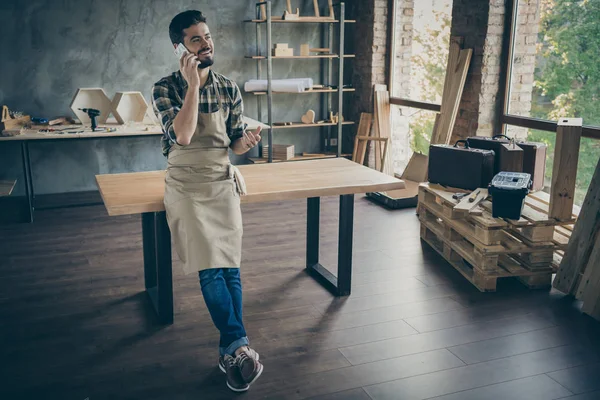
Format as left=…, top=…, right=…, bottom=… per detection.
left=246, top=1, right=353, bottom=162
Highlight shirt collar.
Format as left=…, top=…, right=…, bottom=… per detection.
left=177, top=69, right=214, bottom=91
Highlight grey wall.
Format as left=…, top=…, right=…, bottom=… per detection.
left=0, top=0, right=355, bottom=196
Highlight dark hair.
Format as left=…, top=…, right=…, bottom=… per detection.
left=169, top=10, right=207, bottom=44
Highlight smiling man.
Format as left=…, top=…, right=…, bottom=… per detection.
left=151, top=10, right=263, bottom=393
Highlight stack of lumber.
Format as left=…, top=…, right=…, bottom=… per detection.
left=261, top=144, right=295, bottom=160
left=430, top=36, right=473, bottom=146
left=553, top=154, right=600, bottom=321
left=418, top=183, right=575, bottom=292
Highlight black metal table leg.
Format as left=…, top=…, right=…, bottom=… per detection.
left=306, top=194, right=354, bottom=296
left=20, top=142, right=34, bottom=223
left=141, top=211, right=173, bottom=325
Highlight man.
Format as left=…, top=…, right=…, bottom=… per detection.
left=151, top=10, right=263, bottom=393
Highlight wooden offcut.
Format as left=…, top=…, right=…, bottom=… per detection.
left=262, top=144, right=295, bottom=160
left=430, top=37, right=472, bottom=145
left=352, top=113, right=373, bottom=166
left=579, top=232, right=600, bottom=319
left=549, top=118, right=582, bottom=221
left=373, top=88, right=394, bottom=176
left=553, top=154, right=600, bottom=296
left=354, top=136, right=389, bottom=173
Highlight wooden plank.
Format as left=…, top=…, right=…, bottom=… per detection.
left=528, top=190, right=581, bottom=217
left=553, top=155, right=600, bottom=295
left=313, top=0, right=319, bottom=16
left=352, top=113, right=373, bottom=165
left=374, top=89, right=394, bottom=176
left=354, top=136, right=389, bottom=173
left=454, top=189, right=489, bottom=212
left=579, top=233, right=600, bottom=321
left=550, top=118, right=582, bottom=221
left=95, top=158, right=406, bottom=216
left=0, top=179, right=16, bottom=196
left=402, top=152, right=428, bottom=183
left=432, top=39, right=472, bottom=145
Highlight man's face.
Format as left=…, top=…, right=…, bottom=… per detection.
left=182, top=22, right=214, bottom=68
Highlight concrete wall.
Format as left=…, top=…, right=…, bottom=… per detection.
left=0, top=0, right=354, bottom=196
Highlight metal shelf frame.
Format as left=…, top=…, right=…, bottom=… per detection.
left=250, top=1, right=350, bottom=162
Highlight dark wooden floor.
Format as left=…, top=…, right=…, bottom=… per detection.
left=1, top=195, right=600, bottom=400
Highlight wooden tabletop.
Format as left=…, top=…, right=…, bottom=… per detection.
left=0, top=122, right=163, bottom=141
left=0, top=116, right=268, bottom=142
left=96, top=157, right=406, bottom=216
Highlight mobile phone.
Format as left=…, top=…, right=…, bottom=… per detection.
left=174, top=43, right=189, bottom=59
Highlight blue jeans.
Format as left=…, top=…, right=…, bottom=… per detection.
left=199, top=268, right=249, bottom=356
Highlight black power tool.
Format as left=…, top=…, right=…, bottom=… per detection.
left=79, top=108, right=101, bottom=131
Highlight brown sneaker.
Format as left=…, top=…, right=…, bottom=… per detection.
left=223, top=354, right=249, bottom=392
left=237, top=350, right=264, bottom=386
left=219, top=348, right=259, bottom=373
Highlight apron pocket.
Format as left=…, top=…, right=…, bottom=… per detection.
left=228, top=164, right=247, bottom=196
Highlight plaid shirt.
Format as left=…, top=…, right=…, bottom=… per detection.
left=151, top=69, right=246, bottom=157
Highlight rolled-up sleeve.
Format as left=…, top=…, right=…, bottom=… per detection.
left=152, top=81, right=181, bottom=145
left=227, top=83, right=246, bottom=147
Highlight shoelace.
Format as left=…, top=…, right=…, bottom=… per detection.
left=237, top=352, right=250, bottom=365
left=224, top=355, right=237, bottom=369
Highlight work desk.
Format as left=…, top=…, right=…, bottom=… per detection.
left=0, top=121, right=163, bottom=222
left=1, top=116, right=267, bottom=222
left=96, top=157, right=405, bottom=324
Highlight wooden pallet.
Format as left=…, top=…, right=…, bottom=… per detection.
left=417, top=183, right=575, bottom=292
left=418, top=186, right=568, bottom=254
left=420, top=223, right=552, bottom=292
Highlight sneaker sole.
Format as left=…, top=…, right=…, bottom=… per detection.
left=245, top=362, right=264, bottom=386
left=219, top=354, right=259, bottom=374
left=226, top=382, right=249, bottom=393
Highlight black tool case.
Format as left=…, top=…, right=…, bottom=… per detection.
left=428, top=140, right=495, bottom=191
left=488, top=172, right=532, bottom=219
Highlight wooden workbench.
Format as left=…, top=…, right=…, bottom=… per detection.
left=96, top=157, right=405, bottom=324
left=1, top=116, right=267, bottom=222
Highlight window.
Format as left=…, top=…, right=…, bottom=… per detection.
left=388, top=0, right=453, bottom=175
left=503, top=0, right=600, bottom=205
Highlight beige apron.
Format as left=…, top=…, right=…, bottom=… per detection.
left=164, top=79, right=246, bottom=275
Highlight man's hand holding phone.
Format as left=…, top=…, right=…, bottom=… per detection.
left=242, top=126, right=262, bottom=150
left=177, top=45, right=201, bottom=89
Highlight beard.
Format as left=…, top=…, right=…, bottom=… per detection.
left=197, top=47, right=214, bottom=69
left=197, top=57, right=214, bottom=69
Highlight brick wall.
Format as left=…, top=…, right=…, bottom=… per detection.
left=351, top=0, right=389, bottom=167
left=451, top=0, right=538, bottom=142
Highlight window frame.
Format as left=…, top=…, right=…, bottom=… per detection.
left=386, top=0, right=442, bottom=113
left=499, top=0, right=600, bottom=140
left=386, top=0, right=600, bottom=140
